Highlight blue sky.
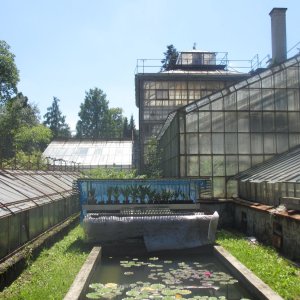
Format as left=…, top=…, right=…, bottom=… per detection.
left=1, top=0, right=299, bottom=132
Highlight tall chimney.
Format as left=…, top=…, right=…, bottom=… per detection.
left=269, top=8, right=287, bottom=64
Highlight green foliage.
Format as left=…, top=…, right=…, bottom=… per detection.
left=0, top=93, right=40, bottom=158
left=0, top=40, right=19, bottom=103
left=144, top=136, right=163, bottom=178
left=43, top=97, right=71, bottom=139
left=14, top=125, right=52, bottom=154
left=107, top=107, right=123, bottom=138
left=82, top=167, right=137, bottom=179
left=0, top=225, right=92, bottom=300
left=161, top=44, right=179, bottom=71
left=216, top=230, right=300, bottom=300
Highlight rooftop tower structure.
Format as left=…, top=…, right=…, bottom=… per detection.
left=135, top=50, right=250, bottom=170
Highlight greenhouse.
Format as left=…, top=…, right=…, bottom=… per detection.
left=0, top=170, right=79, bottom=260
left=158, top=54, right=300, bottom=198
left=43, top=140, right=134, bottom=170
left=233, top=145, right=300, bottom=206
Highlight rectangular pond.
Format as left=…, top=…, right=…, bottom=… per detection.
left=84, top=246, right=253, bottom=300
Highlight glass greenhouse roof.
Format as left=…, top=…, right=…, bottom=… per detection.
left=0, top=170, right=78, bottom=218
left=233, top=146, right=300, bottom=183
left=43, top=140, right=133, bottom=168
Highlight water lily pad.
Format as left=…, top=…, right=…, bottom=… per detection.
left=151, top=283, right=166, bottom=290
left=124, top=272, right=134, bottom=275
left=149, top=257, right=159, bottom=261
left=126, top=289, right=141, bottom=297
left=86, top=292, right=101, bottom=299
left=105, top=283, right=118, bottom=289
left=132, top=258, right=139, bottom=261
left=89, top=283, right=104, bottom=290
left=177, top=289, right=192, bottom=295
left=161, top=289, right=178, bottom=296
left=164, top=260, right=173, bottom=264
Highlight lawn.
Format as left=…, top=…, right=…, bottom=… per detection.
left=0, top=225, right=92, bottom=300
left=216, top=230, right=300, bottom=300
left=1, top=226, right=299, bottom=300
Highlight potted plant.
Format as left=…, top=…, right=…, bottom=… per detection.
left=107, top=186, right=113, bottom=204
left=112, top=186, right=120, bottom=204
left=121, top=186, right=131, bottom=204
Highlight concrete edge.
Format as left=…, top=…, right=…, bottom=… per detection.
left=214, top=245, right=284, bottom=300
left=64, top=246, right=102, bottom=300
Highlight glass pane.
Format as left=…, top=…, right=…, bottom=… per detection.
left=212, top=133, right=224, bottom=154
left=224, top=93, right=236, bottom=110
left=276, top=133, right=289, bottom=153
left=186, top=112, right=198, bottom=132
left=275, top=90, right=287, bottom=110
left=264, top=134, right=276, bottom=154
left=251, top=134, right=263, bottom=154
left=200, top=156, right=212, bottom=176
left=251, top=155, right=264, bottom=166
left=198, top=111, right=211, bottom=132
left=225, top=112, right=237, bottom=132
left=186, top=134, right=198, bottom=154
left=187, top=156, right=199, bottom=176
left=237, top=89, right=249, bottom=110
left=225, top=133, right=238, bottom=154
left=289, top=134, right=300, bottom=148
left=238, top=133, right=250, bottom=154
left=180, top=134, right=185, bottom=154
left=262, top=89, right=274, bottom=110
left=180, top=156, right=186, bottom=177
left=238, top=155, right=251, bottom=172
left=199, top=133, right=211, bottom=154
left=238, top=112, right=249, bottom=132
left=212, top=111, right=224, bottom=132
left=226, top=156, right=238, bottom=176
left=249, top=89, right=262, bottom=110
left=250, top=112, right=262, bottom=132
left=213, top=178, right=225, bottom=198
left=213, top=156, right=225, bottom=176
left=275, top=112, right=288, bottom=132
left=227, top=181, right=238, bottom=197
left=211, top=99, right=223, bottom=110
left=263, top=112, right=275, bottom=132
left=287, top=89, right=300, bottom=111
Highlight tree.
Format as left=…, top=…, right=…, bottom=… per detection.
left=129, top=115, right=138, bottom=139
left=144, top=136, right=163, bottom=178
left=161, top=44, right=179, bottom=71
left=76, top=88, right=109, bottom=138
left=43, top=97, right=71, bottom=139
left=107, top=107, right=123, bottom=138
left=122, top=117, right=130, bottom=138
left=0, top=40, right=19, bottom=103
left=14, top=125, right=52, bottom=154
left=76, top=88, right=126, bottom=139
left=0, top=93, right=40, bottom=158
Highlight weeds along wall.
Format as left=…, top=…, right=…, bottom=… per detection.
left=0, top=170, right=80, bottom=261
left=158, top=55, right=300, bottom=198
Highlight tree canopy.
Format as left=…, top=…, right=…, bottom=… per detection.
left=161, top=44, right=179, bottom=71
left=0, top=40, right=19, bottom=103
left=43, top=97, right=71, bottom=139
left=76, top=87, right=134, bottom=139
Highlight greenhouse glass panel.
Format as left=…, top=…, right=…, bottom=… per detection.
left=264, top=134, right=276, bottom=153
left=211, top=98, right=223, bottom=110
left=238, top=112, right=249, bottom=132
left=225, top=133, right=237, bottom=154
left=275, top=90, right=288, bottom=110
left=251, top=155, right=264, bottom=166
left=212, top=111, right=224, bottom=132
left=226, top=156, right=238, bottom=176
left=180, top=134, right=185, bottom=154
left=237, top=89, right=249, bottom=110
left=213, top=177, right=225, bottom=198
left=212, top=133, right=224, bottom=154
left=238, top=155, right=251, bottom=172
left=187, top=156, right=199, bottom=176
left=286, top=67, right=299, bottom=88
left=262, top=112, right=275, bottom=132
left=186, top=112, right=198, bottom=132
left=262, top=89, right=274, bottom=110
left=224, top=93, right=236, bottom=110
left=276, top=114, right=291, bottom=133
left=276, top=134, right=289, bottom=153
left=200, top=156, right=212, bottom=176
left=199, top=133, right=211, bottom=154
left=288, top=112, right=300, bottom=132
left=225, top=111, right=237, bottom=132
left=238, top=133, right=250, bottom=154
left=180, top=156, right=186, bottom=177
left=198, top=111, right=211, bottom=132
left=289, top=134, right=300, bottom=148
left=249, top=89, right=262, bottom=110
left=296, top=183, right=300, bottom=198
left=186, top=134, right=198, bottom=154
left=287, top=183, right=295, bottom=197
left=274, top=70, right=286, bottom=88
left=250, top=112, right=263, bottom=132
left=213, top=156, right=225, bottom=176
left=287, top=89, right=300, bottom=110
left=251, top=134, right=263, bottom=154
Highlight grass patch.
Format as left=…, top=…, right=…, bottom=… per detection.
left=0, top=225, right=92, bottom=300
left=216, top=230, right=300, bottom=300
